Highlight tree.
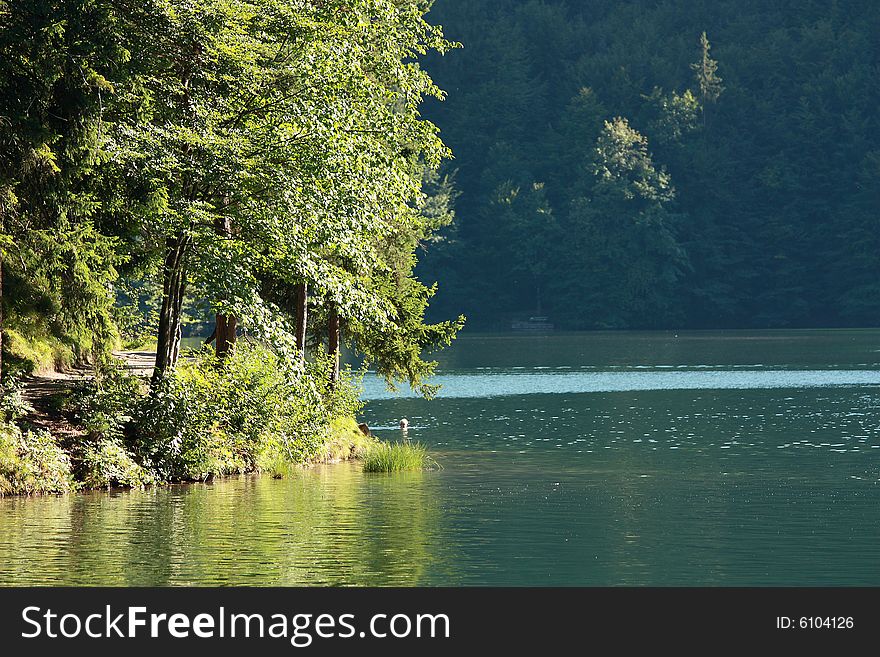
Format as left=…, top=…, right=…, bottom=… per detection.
left=419, top=0, right=880, bottom=330
left=344, top=163, right=465, bottom=397
left=105, top=0, right=459, bottom=389
left=690, top=31, right=723, bottom=126
left=0, top=0, right=129, bottom=375
left=490, top=180, right=560, bottom=317
left=554, top=117, right=687, bottom=328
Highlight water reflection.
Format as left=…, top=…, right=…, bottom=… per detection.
left=0, top=464, right=453, bottom=586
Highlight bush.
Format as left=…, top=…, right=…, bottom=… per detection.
left=362, top=441, right=437, bottom=473
left=132, top=343, right=363, bottom=481
left=79, top=437, right=155, bottom=489
left=73, top=358, right=145, bottom=440
left=0, top=422, right=74, bottom=495
left=61, top=343, right=367, bottom=487
left=66, top=359, right=153, bottom=489
left=1, top=378, right=34, bottom=422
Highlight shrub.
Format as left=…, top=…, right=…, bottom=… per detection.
left=132, top=343, right=363, bottom=481
left=1, top=378, right=34, bottom=422
left=63, top=343, right=367, bottom=486
left=79, top=437, right=155, bottom=489
left=73, top=358, right=145, bottom=440
left=362, top=441, right=437, bottom=473
left=0, top=424, right=15, bottom=496
left=67, top=359, right=154, bottom=489
left=0, top=422, right=74, bottom=495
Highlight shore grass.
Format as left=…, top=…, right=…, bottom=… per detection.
left=362, top=441, right=437, bottom=473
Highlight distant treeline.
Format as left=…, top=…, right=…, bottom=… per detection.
left=418, top=0, right=880, bottom=330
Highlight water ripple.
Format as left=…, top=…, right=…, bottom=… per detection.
left=362, top=369, right=880, bottom=400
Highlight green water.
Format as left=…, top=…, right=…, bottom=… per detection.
left=2, top=329, right=880, bottom=585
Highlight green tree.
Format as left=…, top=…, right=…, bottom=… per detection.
left=0, top=0, right=129, bottom=375
left=555, top=117, right=686, bottom=328
left=107, top=0, right=454, bottom=384
left=690, top=31, right=723, bottom=126
left=344, top=163, right=465, bottom=397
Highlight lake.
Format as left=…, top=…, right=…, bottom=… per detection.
left=2, top=329, right=880, bottom=585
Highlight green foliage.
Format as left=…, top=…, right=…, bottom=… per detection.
left=1, top=377, right=34, bottom=422
left=0, top=0, right=128, bottom=366
left=644, top=88, right=699, bottom=144
left=59, top=360, right=153, bottom=488
left=319, top=417, right=377, bottom=462
left=112, top=278, right=163, bottom=349
left=594, top=118, right=674, bottom=203
left=2, top=0, right=460, bottom=395
left=419, top=0, right=880, bottom=329
left=73, top=358, right=144, bottom=439
left=103, top=0, right=459, bottom=369
left=346, top=269, right=464, bottom=399
left=266, top=417, right=377, bottom=478
left=0, top=0, right=462, bottom=494
left=691, top=32, right=724, bottom=105
left=0, top=422, right=74, bottom=496
left=362, top=441, right=437, bottom=473
left=132, top=344, right=362, bottom=481
left=341, top=152, right=464, bottom=398
left=78, top=437, right=155, bottom=489
left=2, top=328, right=75, bottom=376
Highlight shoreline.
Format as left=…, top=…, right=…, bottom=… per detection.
left=1, top=454, right=372, bottom=501
left=0, top=418, right=376, bottom=499
left=2, top=351, right=378, bottom=498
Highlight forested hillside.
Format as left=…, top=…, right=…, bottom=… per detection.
left=418, top=0, right=880, bottom=329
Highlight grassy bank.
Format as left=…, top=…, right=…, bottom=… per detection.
left=3, top=329, right=76, bottom=377
left=0, top=410, right=378, bottom=497
left=258, top=417, right=378, bottom=479
left=1, top=408, right=439, bottom=496
left=1, top=343, right=441, bottom=497
left=0, top=344, right=368, bottom=496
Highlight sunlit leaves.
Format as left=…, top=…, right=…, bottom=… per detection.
left=594, top=117, right=674, bottom=203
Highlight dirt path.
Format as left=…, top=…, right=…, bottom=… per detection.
left=19, top=351, right=155, bottom=438
left=113, top=350, right=156, bottom=377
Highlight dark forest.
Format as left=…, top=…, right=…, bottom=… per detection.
left=418, top=0, right=880, bottom=329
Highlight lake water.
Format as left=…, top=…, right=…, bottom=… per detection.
left=2, top=329, right=880, bottom=585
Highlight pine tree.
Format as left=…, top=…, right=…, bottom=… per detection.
left=691, top=32, right=724, bottom=126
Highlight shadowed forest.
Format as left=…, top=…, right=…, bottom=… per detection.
left=418, top=0, right=880, bottom=329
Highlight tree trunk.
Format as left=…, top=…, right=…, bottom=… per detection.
left=0, top=241, right=4, bottom=382
left=327, top=304, right=340, bottom=387
left=215, top=313, right=237, bottom=358
left=213, top=214, right=237, bottom=359
left=152, top=233, right=190, bottom=384
left=294, top=282, right=308, bottom=364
